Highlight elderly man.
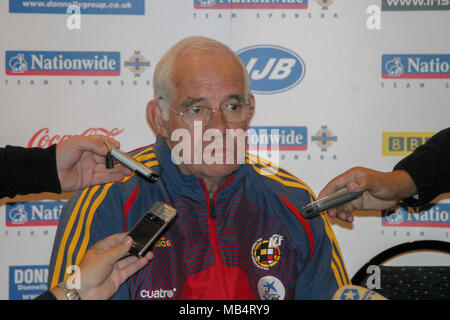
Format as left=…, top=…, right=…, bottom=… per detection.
left=48, top=36, right=349, bottom=300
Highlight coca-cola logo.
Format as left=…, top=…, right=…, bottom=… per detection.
left=28, top=128, right=125, bottom=148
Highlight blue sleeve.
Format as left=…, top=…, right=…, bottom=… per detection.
left=276, top=182, right=350, bottom=300
left=293, top=214, right=350, bottom=299
left=47, top=182, right=130, bottom=299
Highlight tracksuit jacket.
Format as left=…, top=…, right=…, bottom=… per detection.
left=48, top=136, right=350, bottom=300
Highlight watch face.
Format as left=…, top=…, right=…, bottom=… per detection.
left=67, top=289, right=80, bottom=300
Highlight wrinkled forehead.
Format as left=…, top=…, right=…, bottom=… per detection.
left=172, top=51, right=245, bottom=89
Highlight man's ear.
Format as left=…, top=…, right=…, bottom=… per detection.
left=146, top=100, right=169, bottom=138
left=248, top=93, right=255, bottom=107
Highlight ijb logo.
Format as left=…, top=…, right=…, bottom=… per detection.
left=237, top=45, right=306, bottom=94
left=382, top=132, right=435, bottom=156
left=6, top=201, right=65, bottom=227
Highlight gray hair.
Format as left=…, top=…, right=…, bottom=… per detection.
left=153, top=36, right=251, bottom=120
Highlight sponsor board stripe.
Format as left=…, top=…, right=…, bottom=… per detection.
left=194, top=4, right=308, bottom=9
left=5, top=70, right=121, bottom=76
left=50, top=188, right=88, bottom=288
left=382, top=73, right=450, bottom=79
left=382, top=221, right=450, bottom=227
left=321, top=215, right=350, bottom=286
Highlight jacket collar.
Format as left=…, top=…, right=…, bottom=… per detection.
left=153, top=135, right=247, bottom=201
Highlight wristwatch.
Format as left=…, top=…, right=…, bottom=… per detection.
left=57, top=280, right=81, bottom=300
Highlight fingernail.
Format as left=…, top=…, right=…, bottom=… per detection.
left=123, top=236, right=132, bottom=246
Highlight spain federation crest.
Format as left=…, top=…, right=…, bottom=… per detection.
left=251, top=234, right=283, bottom=270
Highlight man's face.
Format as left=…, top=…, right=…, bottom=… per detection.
left=162, top=52, right=254, bottom=179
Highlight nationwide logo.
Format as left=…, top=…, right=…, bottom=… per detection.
left=194, top=0, right=308, bottom=9
left=311, top=125, right=337, bottom=151
left=9, top=265, right=48, bottom=300
left=247, top=126, right=307, bottom=151
left=6, top=51, right=121, bottom=76
left=124, top=51, right=150, bottom=77
left=237, top=45, right=306, bottom=94
left=382, top=54, right=450, bottom=79
left=27, top=127, right=124, bottom=148
left=5, top=202, right=65, bottom=227
left=382, top=131, right=435, bottom=156
left=382, top=203, right=450, bottom=228
left=9, top=0, right=145, bottom=15
left=381, top=0, right=450, bottom=11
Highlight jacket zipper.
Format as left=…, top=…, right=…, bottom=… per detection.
left=209, top=198, right=216, bottom=219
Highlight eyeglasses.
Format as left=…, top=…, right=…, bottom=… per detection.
left=170, top=102, right=254, bottom=127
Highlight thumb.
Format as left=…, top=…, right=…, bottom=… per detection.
left=102, top=236, right=133, bottom=265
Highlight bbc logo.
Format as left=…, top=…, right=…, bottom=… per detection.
left=382, top=132, right=435, bottom=156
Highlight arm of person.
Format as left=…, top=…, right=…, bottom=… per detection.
left=37, top=233, right=153, bottom=300
left=0, top=135, right=132, bottom=199
left=318, top=167, right=417, bottom=222
left=318, top=127, right=449, bottom=222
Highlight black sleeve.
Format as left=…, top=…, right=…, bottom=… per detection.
left=0, top=144, right=62, bottom=198
left=394, top=127, right=450, bottom=206
left=34, top=290, right=58, bottom=300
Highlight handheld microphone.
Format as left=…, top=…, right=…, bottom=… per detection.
left=104, top=142, right=159, bottom=183
left=300, top=188, right=363, bottom=219
left=332, top=285, right=387, bottom=300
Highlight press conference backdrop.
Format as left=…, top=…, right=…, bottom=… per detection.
left=1, top=0, right=449, bottom=300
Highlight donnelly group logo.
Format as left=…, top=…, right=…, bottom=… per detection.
left=6, top=202, right=65, bottom=227
left=6, top=51, right=121, bottom=76
left=9, top=0, right=145, bottom=15
left=9, top=265, right=48, bottom=300
left=382, top=54, right=450, bottom=79
left=194, top=0, right=308, bottom=9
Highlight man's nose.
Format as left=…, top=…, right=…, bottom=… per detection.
left=206, top=109, right=228, bottom=135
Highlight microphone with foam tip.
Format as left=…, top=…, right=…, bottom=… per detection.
left=332, top=285, right=387, bottom=300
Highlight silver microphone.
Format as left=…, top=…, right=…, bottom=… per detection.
left=104, top=142, right=159, bottom=183
left=300, top=188, right=363, bottom=219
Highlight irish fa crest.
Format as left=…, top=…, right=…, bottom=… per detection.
left=312, top=125, right=337, bottom=152
left=124, top=51, right=150, bottom=77
left=316, top=0, right=334, bottom=9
